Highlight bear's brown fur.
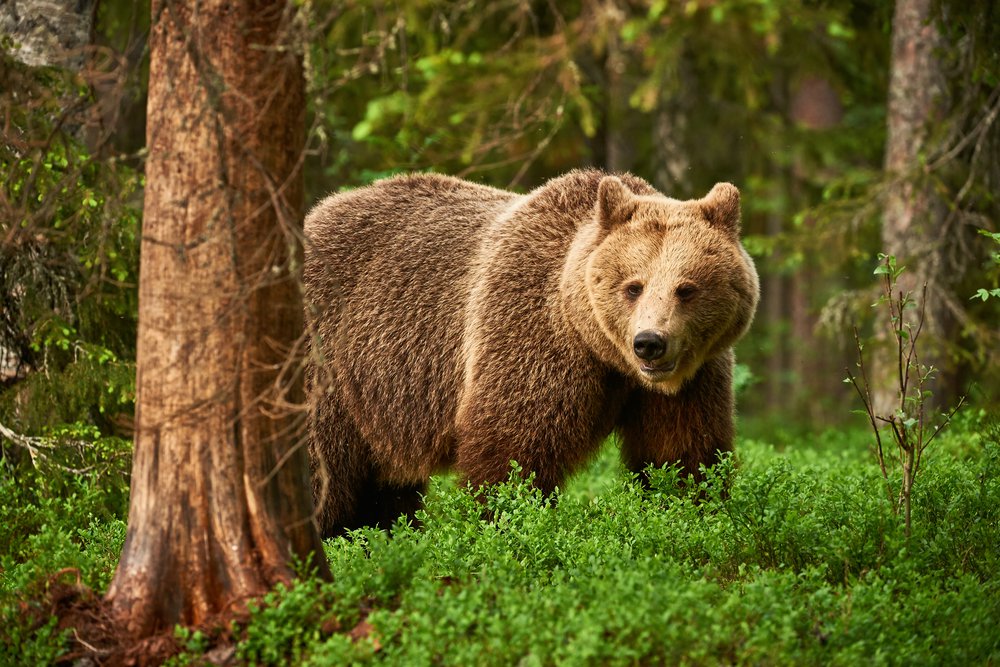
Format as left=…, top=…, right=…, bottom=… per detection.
left=304, top=170, right=759, bottom=537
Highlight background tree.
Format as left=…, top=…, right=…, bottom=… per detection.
left=876, top=0, right=950, bottom=411
left=103, top=0, right=328, bottom=638
left=872, top=0, right=999, bottom=411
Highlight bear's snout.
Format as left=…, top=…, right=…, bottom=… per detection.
left=633, top=329, right=682, bottom=381
left=633, top=330, right=668, bottom=362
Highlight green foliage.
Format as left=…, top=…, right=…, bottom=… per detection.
left=305, top=0, right=891, bottom=200
left=225, top=421, right=1000, bottom=664
left=4, top=418, right=999, bottom=663
left=0, top=468, right=128, bottom=663
left=164, top=626, right=213, bottom=667
left=972, top=287, right=1000, bottom=301
left=732, top=361, right=758, bottom=398
left=306, top=1, right=587, bottom=190
left=0, top=465, right=128, bottom=588
left=0, top=35, right=138, bottom=517
left=0, top=33, right=137, bottom=665
left=0, top=614, right=67, bottom=667
left=973, top=229, right=1000, bottom=301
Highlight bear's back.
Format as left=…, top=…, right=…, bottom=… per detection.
left=305, top=174, right=513, bottom=295
left=304, top=174, right=518, bottom=481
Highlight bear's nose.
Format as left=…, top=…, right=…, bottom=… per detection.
left=633, top=330, right=667, bottom=361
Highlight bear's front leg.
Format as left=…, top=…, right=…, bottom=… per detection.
left=619, top=350, right=735, bottom=483
left=453, top=400, right=576, bottom=497
left=454, top=358, right=615, bottom=496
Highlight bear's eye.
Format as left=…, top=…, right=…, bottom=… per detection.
left=624, top=282, right=644, bottom=301
left=675, top=283, right=698, bottom=301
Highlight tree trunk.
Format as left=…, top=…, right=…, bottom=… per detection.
left=104, top=0, right=328, bottom=638
left=876, top=0, right=954, bottom=412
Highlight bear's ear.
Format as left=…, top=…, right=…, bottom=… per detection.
left=597, top=176, right=635, bottom=230
left=700, top=182, right=741, bottom=237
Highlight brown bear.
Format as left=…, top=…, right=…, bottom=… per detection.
left=304, top=170, right=759, bottom=537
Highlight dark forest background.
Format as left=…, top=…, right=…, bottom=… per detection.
left=2, top=0, right=998, bottom=477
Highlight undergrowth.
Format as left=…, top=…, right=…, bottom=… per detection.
left=2, top=414, right=999, bottom=664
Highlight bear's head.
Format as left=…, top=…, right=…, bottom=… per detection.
left=564, top=176, right=759, bottom=394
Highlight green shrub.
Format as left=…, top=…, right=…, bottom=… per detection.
left=225, top=420, right=1000, bottom=665
left=0, top=468, right=128, bottom=662
left=3, top=418, right=998, bottom=664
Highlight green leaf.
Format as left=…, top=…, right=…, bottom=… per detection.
left=351, top=120, right=372, bottom=141
left=971, top=288, right=1000, bottom=301
left=976, top=228, right=1000, bottom=243
left=827, top=22, right=855, bottom=39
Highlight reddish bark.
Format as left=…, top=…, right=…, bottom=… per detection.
left=104, top=0, right=328, bottom=638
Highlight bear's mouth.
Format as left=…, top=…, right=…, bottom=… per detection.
left=639, top=358, right=678, bottom=379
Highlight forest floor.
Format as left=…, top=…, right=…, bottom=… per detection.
left=2, top=412, right=999, bottom=665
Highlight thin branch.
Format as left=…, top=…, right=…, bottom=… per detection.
left=894, top=289, right=908, bottom=409
left=922, top=395, right=967, bottom=451
left=847, top=331, right=888, bottom=482
left=0, top=422, right=117, bottom=475
left=846, top=326, right=893, bottom=510
left=926, top=85, right=1000, bottom=171
left=902, top=284, right=928, bottom=394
